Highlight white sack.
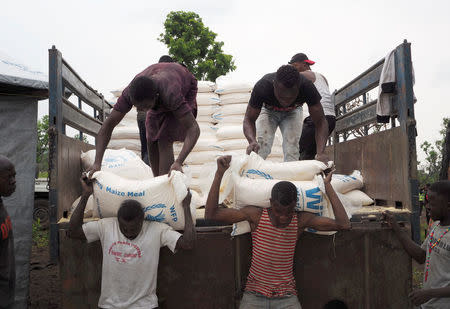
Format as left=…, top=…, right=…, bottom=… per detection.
left=216, top=139, right=248, bottom=151
left=216, top=125, right=245, bottom=140
left=215, top=103, right=248, bottom=116
left=197, top=81, right=216, bottom=93
left=111, top=126, right=140, bottom=140
left=344, top=190, right=374, bottom=206
left=185, top=151, right=223, bottom=165
left=92, top=171, right=194, bottom=230
left=330, top=171, right=364, bottom=194
left=241, top=152, right=328, bottom=181
left=197, top=104, right=220, bottom=116
left=196, top=115, right=215, bottom=123
left=173, top=137, right=220, bottom=153
left=81, top=148, right=152, bottom=180
left=70, top=195, right=95, bottom=218
left=219, top=93, right=251, bottom=105
left=196, top=92, right=220, bottom=106
left=215, top=76, right=253, bottom=95
left=108, top=139, right=141, bottom=152
left=213, top=114, right=244, bottom=124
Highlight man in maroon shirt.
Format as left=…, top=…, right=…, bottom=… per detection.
left=87, top=63, right=200, bottom=177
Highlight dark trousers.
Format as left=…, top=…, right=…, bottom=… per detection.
left=299, top=115, right=336, bottom=160
left=137, top=117, right=149, bottom=166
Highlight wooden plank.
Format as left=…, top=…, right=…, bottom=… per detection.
left=335, top=102, right=377, bottom=133
left=62, top=98, right=102, bottom=136
left=61, top=60, right=104, bottom=111
left=334, top=63, right=383, bottom=108
left=57, top=134, right=94, bottom=220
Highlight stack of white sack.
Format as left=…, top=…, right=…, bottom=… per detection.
left=71, top=149, right=203, bottom=229
left=107, top=87, right=142, bottom=155
left=197, top=153, right=370, bottom=236
left=174, top=81, right=222, bottom=195
left=213, top=76, right=284, bottom=161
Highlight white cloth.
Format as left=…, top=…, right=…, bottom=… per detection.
left=313, top=72, right=335, bottom=117
left=377, top=50, right=396, bottom=121
left=82, top=218, right=181, bottom=309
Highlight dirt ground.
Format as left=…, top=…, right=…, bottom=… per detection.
left=28, top=243, right=61, bottom=308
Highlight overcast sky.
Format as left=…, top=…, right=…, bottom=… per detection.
left=1, top=0, right=449, bottom=163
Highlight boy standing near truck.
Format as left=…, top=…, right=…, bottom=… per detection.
left=205, top=156, right=351, bottom=308
left=385, top=180, right=450, bottom=308
left=0, top=155, right=16, bottom=309
left=68, top=175, right=196, bottom=309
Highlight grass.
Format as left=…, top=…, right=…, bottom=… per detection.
left=32, top=219, right=49, bottom=248
left=38, top=172, right=48, bottom=178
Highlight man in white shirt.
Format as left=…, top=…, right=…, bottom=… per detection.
left=289, top=53, right=336, bottom=160
left=68, top=175, right=196, bottom=309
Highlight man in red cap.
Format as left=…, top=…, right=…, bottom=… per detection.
left=289, top=53, right=336, bottom=160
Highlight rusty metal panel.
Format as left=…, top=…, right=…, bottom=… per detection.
left=157, top=229, right=236, bottom=309
left=294, top=228, right=411, bottom=309
left=332, top=127, right=410, bottom=209
left=57, top=133, right=94, bottom=220
left=59, top=230, right=102, bottom=309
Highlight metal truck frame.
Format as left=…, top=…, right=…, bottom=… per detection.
left=50, top=40, right=418, bottom=308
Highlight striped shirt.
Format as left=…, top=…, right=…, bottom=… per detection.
left=245, top=208, right=298, bottom=297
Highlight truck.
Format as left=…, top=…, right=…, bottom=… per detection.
left=34, top=177, right=50, bottom=228
left=49, top=40, right=419, bottom=308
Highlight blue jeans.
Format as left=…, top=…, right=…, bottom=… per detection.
left=256, top=106, right=303, bottom=162
left=239, top=292, right=302, bottom=309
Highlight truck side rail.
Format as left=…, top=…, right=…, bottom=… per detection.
left=48, top=46, right=111, bottom=262
left=329, top=40, right=419, bottom=242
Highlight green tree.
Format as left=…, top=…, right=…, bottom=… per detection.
left=418, top=117, right=450, bottom=185
left=36, top=115, right=49, bottom=175
left=159, top=11, right=236, bottom=81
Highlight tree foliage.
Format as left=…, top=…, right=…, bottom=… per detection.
left=36, top=115, right=49, bottom=174
left=418, top=117, right=450, bottom=185
left=159, top=11, right=236, bottom=81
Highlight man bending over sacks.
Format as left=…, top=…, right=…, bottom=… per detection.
left=69, top=175, right=196, bottom=309
left=205, top=156, right=351, bottom=308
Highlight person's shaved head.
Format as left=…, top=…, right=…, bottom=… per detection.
left=0, top=155, right=13, bottom=172
left=0, top=155, right=16, bottom=197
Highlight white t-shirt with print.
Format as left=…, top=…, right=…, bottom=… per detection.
left=420, top=221, right=450, bottom=309
left=82, top=218, right=181, bottom=309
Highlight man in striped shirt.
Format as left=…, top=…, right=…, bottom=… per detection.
left=205, top=156, right=351, bottom=308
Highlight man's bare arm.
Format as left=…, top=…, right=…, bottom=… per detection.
left=175, top=191, right=197, bottom=250
left=68, top=176, right=93, bottom=240
left=308, top=103, right=329, bottom=162
left=170, top=112, right=200, bottom=174
left=385, top=211, right=426, bottom=264
left=301, top=171, right=350, bottom=232
left=205, top=156, right=260, bottom=225
left=87, top=110, right=125, bottom=177
left=243, top=105, right=261, bottom=154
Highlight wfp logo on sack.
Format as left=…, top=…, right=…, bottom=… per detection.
left=296, top=186, right=323, bottom=212
left=243, top=169, right=273, bottom=180
left=102, top=155, right=130, bottom=169
left=143, top=204, right=166, bottom=222
left=333, top=174, right=356, bottom=183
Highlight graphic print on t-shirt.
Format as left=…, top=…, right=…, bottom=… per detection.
left=1, top=215, right=12, bottom=240
left=108, top=240, right=143, bottom=264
